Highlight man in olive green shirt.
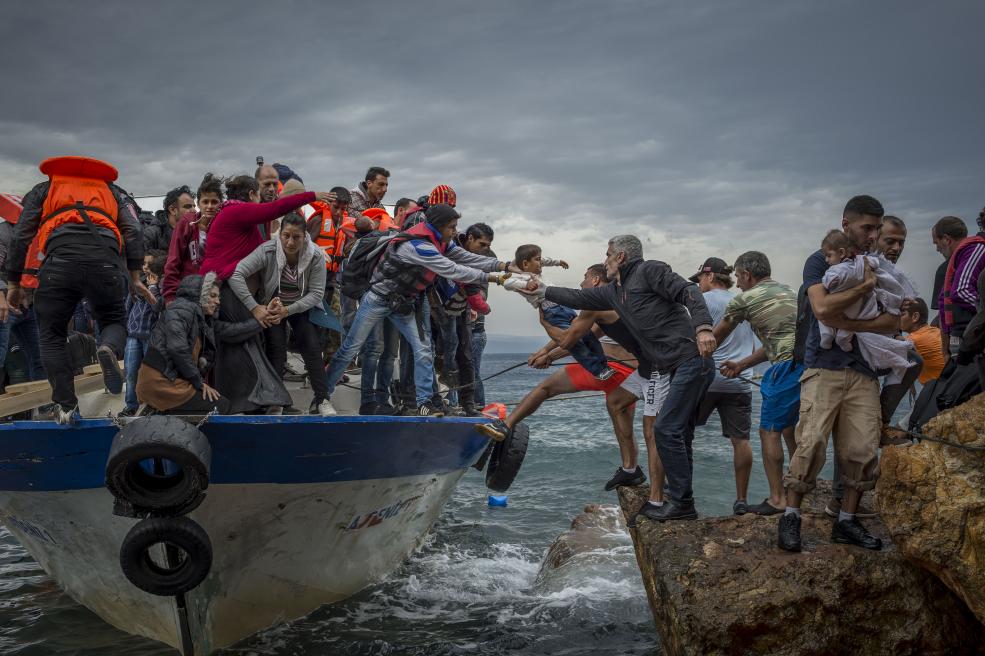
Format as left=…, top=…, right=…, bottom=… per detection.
left=713, top=251, right=801, bottom=515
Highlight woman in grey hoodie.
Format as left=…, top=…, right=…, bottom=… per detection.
left=230, top=213, right=329, bottom=414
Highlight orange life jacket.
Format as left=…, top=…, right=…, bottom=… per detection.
left=310, top=208, right=348, bottom=272
left=0, top=193, right=43, bottom=289
left=36, top=156, right=121, bottom=254
left=362, top=207, right=396, bottom=232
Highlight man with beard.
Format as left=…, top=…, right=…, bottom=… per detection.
left=349, top=167, right=389, bottom=215
left=255, top=164, right=282, bottom=239
left=779, top=195, right=897, bottom=552
left=143, top=185, right=195, bottom=251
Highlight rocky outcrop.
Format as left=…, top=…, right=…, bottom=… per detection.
left=878, top=392, right=985, bottom=625
left=618, top=484, right=983, bottom=656
left=541, top=503, right=626, bottom=571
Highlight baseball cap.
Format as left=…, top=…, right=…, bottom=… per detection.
left=688, top=257, right=730, bottom=283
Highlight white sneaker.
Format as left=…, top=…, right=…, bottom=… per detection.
left=55, top=405, right=81, bottom=426
left=317, top=400, right=337, bottom=416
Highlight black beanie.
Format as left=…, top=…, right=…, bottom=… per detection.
left=425, top=203, right=461, bottom=229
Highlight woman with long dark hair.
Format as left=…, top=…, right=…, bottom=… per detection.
left=201, top=176, right=334, bottom=413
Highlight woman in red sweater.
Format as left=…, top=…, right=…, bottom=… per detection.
left=162, top=173, right=224, bottom=303
left=202, top=175, right=333, bottom=413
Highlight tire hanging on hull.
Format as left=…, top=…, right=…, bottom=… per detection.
left=119, top=516, right=213, bottom=597
left=485, top=422, right=529, bottom=493
left=105, top=415, right=212, bottom=516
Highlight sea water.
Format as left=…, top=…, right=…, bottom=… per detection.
left=0, top=352, right=853, bottom=655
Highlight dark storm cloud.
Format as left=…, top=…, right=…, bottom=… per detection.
left=1, top=1, right=982, bottom=332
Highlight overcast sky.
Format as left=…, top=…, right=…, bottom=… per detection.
left=2, top=1, right=982, bottom=336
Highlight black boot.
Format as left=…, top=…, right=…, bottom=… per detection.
left=638, top=499, right=697, bottom=522
left=831, top=518, right=882, bottom=550
left=778, top=512, right=802, bottom=552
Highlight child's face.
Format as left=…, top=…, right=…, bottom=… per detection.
left=521, top=252, right=543, bottom=275
left=823, top=247, right=849, bottom=266
left=142, top=255, right=154, bottom=276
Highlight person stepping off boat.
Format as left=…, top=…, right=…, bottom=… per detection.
left=2, top=157, right=153, bottom=425
left=319, top=204, right=513, bottom=417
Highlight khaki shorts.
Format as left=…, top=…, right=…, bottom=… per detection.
left=783, top=367, right=880, bottom=494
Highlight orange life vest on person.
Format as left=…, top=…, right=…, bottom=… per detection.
left=362, top=207, right=396, bottom=232
left=310, top=207, right=348, bottom=272
left=36, top=156, right=121, bottom=253
left=0, top=193, right=43, bottom=289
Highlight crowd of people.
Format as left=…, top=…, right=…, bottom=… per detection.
left=1, top=157, right=984, bottom=553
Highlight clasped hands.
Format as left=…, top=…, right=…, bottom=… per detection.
left=251, top=297, right=289, bottom=328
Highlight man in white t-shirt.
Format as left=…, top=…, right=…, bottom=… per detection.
left=689, top=257, right=757, bottom=515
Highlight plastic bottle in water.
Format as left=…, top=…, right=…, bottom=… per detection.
left=487, top=494, right=508, bottom=507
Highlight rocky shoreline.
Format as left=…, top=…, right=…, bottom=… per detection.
left=614, top=393, right=985, bottom=656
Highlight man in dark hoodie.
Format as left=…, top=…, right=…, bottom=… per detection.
left=499, top=234, right=717, bottom=522
left=143, top=185, right=194, bottom=251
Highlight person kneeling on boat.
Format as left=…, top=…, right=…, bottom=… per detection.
left=320, top=204, right=513, bottom=417
left=136, top=272, right=262, bottom=415
left=229, top=213, right=331, bottom=415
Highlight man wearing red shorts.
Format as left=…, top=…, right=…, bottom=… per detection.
left=478, top=266, right=646, bottom=489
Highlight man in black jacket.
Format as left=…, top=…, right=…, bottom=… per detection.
left=522, top=235, right=717, bottom=521
left=143, top=185, right=194, bottom=251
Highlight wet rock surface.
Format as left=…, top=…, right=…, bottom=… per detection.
left=878, top=392, right=985, bottom=625
left=540, top=503, right=626, bottom=571
left=617, top=483, right=983, bottom=656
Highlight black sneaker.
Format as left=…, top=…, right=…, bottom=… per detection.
left=733, top=500, right=749, bottom=516
left=595, top=366, right=616, bottom=381
left=359, top=402, right=379, bottom=416
left=831, top=518, right=882, bottom=550
left=638, top=499, right=697, bottom=522
left=117, top=406, right=139, bottom=418
left=778, top=512, right=802, bottom=552
left=438, top=369, right=460, bottom=388
left=462, top=404, right=483, bottom=417
left=417, top=402, right=445, bottom=417
left=476, top=419, right=509, bottom=441
left=96, top=345, right=123, bottom=394
left=749, top=498, right=784, bottom=516
left=374, top=402, right=397, bottom=415
left=604, top=466, right=646, bottom=491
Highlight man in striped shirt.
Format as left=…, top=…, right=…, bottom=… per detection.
left=933, top=216, right=985, bottom=358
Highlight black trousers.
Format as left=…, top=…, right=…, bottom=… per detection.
left=33, top=256, right=128, bottom=410
left=451, top=314, right=476, bottom=408
left=265, top=311, right=330, bottom=403
left=163, top=392, right=231, bottom=415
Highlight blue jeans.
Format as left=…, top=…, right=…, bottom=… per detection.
left=0, top=307, right=45, bottom=381
left=359, top=322, right=383, bottom=406
left=124, top=336, right=149, bottom=409
left=471, top=328, right=487, bottom=407
left=325, top=291, right=434, bottom=405
left=542, top=304, right=607, bottom=376
left=375, top=321, right=399, bottom=405
left=653, top=355, right=715, bottom=503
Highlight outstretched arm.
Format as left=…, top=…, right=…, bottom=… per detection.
left=544, top=285, right=613, bottom=311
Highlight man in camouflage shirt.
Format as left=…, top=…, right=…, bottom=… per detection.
left=713, top=251, right=801, bottom=515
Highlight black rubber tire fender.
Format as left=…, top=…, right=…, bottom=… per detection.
left=105, top=415, right=211, bottom=515
left=119, top=516, right=213, bottom=596
left=485, top=421, right=529, bottom=493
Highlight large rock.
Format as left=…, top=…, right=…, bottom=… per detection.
left=617, top=484, right=983, bottom=656
left=878, top=391, right=985, bottom=625
left=540, top=503, right=626, bottom=570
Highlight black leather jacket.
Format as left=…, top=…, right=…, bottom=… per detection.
left=143, top=274, right=260, bottom=390
left=545, top=258, right=713, bottom=375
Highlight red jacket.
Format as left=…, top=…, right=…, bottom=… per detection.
left=199, top=193, right=314, bottom=281
left=163, top=212, right=206, bottom=302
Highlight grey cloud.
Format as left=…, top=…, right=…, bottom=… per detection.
left=1, top=0, right=982, bottom=334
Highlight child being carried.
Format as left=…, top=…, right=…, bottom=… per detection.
left=504, top=244, right=616, bottom=381
left=818, top=230, right=916, bottom=383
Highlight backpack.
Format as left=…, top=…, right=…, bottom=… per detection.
left=339, top=231, right=411, bottom=300
left=908, top=357, right=985, bottom=431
